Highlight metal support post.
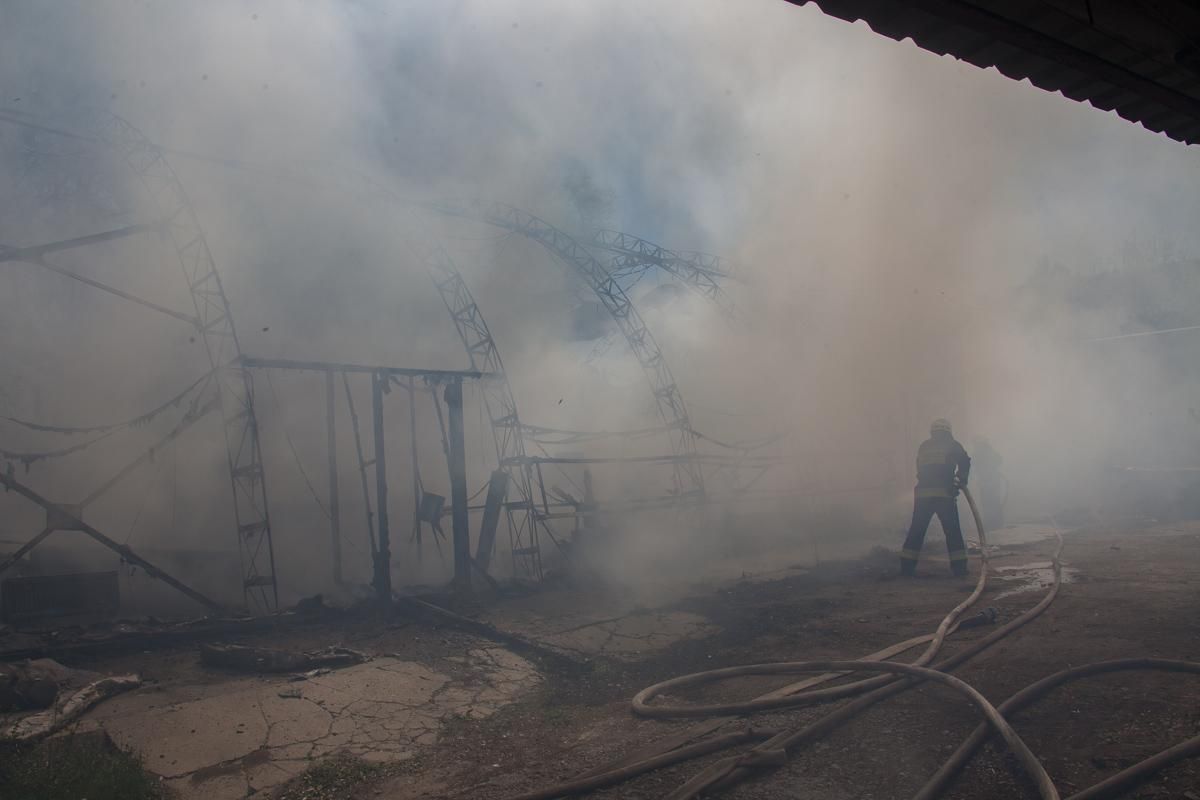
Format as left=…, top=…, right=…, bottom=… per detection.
left=325, top=370, right=342, bottom=585
left=342, top=371, right=377, bottom=558
left=444, top=378, right=471, bottom=593
left=408, top=377, right=423, bottom=564
left=371, top=370, right=392, bottom=604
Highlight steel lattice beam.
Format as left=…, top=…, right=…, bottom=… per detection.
left=587, top=229, right=739, bottom=319
left=434, top=201, right=704, bottom=498
left=420, top=246, right=544, bottom=579
left=102, top=115, right=279, bottom=613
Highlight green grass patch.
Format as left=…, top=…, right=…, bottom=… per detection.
left=275, top=753, right=385, bottom=800
left=0, top=731, right=166, bottom=800
left=541, top=703, right=570, bottom=726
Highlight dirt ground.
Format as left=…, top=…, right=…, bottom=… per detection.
left=370, top=519, right=1200, bottom=800
left=17, top=516, right=1200, bottom=799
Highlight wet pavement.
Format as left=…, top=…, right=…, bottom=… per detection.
left=992, top=560, right=1080, bottom=600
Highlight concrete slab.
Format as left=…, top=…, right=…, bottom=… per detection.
left=80, top=649, right=539, bottom=800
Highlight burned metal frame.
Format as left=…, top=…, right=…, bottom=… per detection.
left=587, top=229, right=739, bottom=320
left=1, top=110, right=759, bottom=603
left=240, top=357, right=492, bottom=381
left=0, top=221, right=205, bottom=329
left=0, top=112, right=280, bottom=613
left=0, top=472, right=225, bottom=614
left=240, top=356, right=492, bottom=602
left=433, top=201, right=705, bottom=500
left=420, top=233, right=745, bottom=581
left=421, top=246, right=545, bottom=580
left=0, top=377, right=224, bottom=612
left=107, top=115, right=279, bottom=613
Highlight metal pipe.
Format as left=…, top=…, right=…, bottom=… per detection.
left=444, top=378, right=471, bottom=594
left=242, top=355, right=494, bottom=380
left=408, top=377, right=423, bottom=564
left=325, top=370, right=342, bottom=585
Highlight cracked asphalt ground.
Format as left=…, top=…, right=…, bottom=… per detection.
left=47, top=613, right=546, bottom=799
left=55, top=584, right=724, bottom=799
left=81, top=647, right=538, bottom=798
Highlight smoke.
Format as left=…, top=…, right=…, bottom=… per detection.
left=2, top=0, right=1199, bottom=609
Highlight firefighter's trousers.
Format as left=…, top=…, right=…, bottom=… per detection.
left=900, top=494, right=968, bottom=575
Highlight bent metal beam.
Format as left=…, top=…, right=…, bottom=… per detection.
left=0, top=472, right=226, bottom=615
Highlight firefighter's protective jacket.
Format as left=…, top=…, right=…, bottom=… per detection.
left=914, top=433, right=971, bottom=498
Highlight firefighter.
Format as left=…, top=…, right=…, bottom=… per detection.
left=900, top=418, right=971, bottom=577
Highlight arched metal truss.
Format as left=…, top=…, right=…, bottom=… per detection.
left=434, top=201, right=704, bottom=499
left=420, top=246, right=543, bottom=579
left=102, top=116, right=277, bottom=612
left=0, top=112, right=278, bottom=613
left=586, top=229, right=738, bottom=320
left=674, top=248, right=738, bottom=279
left=0, top=110, right=762, bottom=596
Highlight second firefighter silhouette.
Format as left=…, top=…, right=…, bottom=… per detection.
left=901, top=419, right=972, bottom=577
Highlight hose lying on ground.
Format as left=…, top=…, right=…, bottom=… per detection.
left=502, top=488, right=1005, bottom=800
left=914, top=658, right=1200, bottom=800
left=499, top=490, right=1200, bottom=799
left=659, top=499, right=1068, bottom=800
left=663, top=658, right=1060, bottom=799
left=628, top=489, right=996, bottom=725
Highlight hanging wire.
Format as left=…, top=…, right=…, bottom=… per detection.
left=467, top=480, right=490, bottom=503
left=264, top=370, right=331, bottom=521
left=0, top=370, right=213, bottom=435
left=0, top=428, right=120, bottom=468
left=0, top=371, right=217, bottom=470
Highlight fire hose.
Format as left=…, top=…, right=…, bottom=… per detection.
left=499, top=488, right=1200, bottom=800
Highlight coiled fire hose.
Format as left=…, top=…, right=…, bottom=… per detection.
left=500, top=488, right=1200, bottom=800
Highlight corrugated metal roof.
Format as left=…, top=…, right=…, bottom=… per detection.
left=789, top=0, right=1200, bottom=145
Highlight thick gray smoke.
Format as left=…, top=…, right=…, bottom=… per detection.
left=1, top=1, right=1199, bottom=609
